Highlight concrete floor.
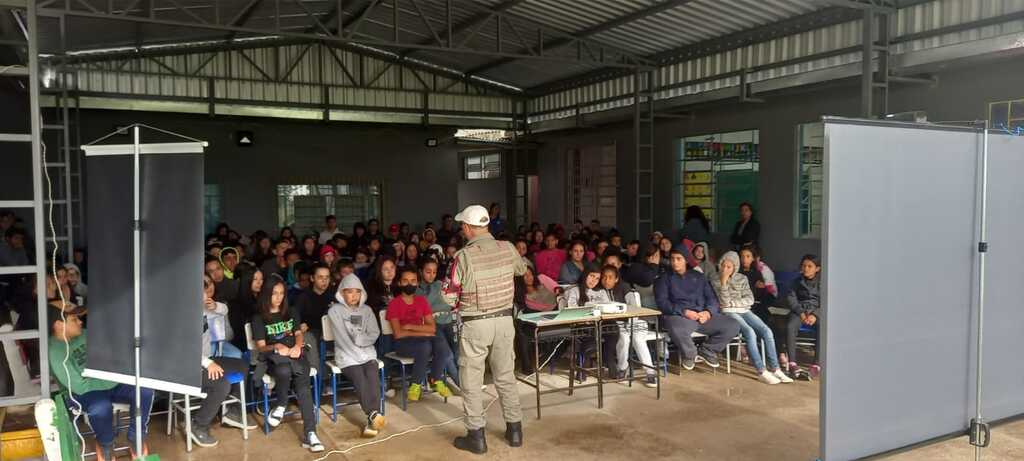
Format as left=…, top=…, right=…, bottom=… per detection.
left=120, top=361, right=1020, bottom=461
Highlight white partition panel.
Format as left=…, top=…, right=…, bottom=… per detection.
left=821, top=119, right=981, bottom=460
left=976, top=133, right=1024, bottom=422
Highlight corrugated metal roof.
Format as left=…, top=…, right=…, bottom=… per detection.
left=27, top=0, right=1021, bottom=93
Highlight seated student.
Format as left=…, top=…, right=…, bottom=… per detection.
left=517, top=266, right=558, bottom=313
left=784, top=254, right=822, bottom=378
left=219, top=247, right=241, bottom=280
left=251, top=277, right=323, bottom=453
left=739, top=246, right=776, bottom=314
left=533, top=233, right=566, bottom=282
left=623, top=246, right=664, bottom=308
left=623, top=240, right=642, bottom=265
left=692, top=242, right=716, bottom=278
left=203, top=275, right=243, bottom=359
left=48, top=306, right=155, bottom=461
left=386, top=267, right=453, bottom=401
left=512, top=266, right=562, bottom=375
left=260, top=239, right=291, bottom=281
left=654, top=250, right=741, bottom=370
left=563, top=267, right=619, bottom=375
left=319, top=245, right=338, bottom=269
left=191, top=277, right=256, bottom=448
left=63, top=263, right=88, bottom=302
left=299, top=235, right=319, bottom=264
left=598, top=265, right=657, bottom=387
left=296, top=264, right=335, bottom=342
left=331, top=259, right=356, bottom=285
left=558, top=240, right=590, bottom=284
left=711, top=252, right=792, bottom=385
left=416, top=259, right=459, bottom=386
left=328, top=274, right=386, bottom=438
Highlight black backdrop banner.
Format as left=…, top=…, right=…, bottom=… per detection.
left=84, top=149, right=204, bottom=394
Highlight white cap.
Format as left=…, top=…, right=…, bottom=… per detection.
left=455, top=204, right=490, bottom=227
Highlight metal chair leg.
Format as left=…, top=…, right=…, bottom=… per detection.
left=262, top=384, right=271, bottom=435
left=184, top=395, right=193, bottom=453
left=331, top=373, right=338, bottom=422
left=400, top=364, right=408, bottom=411
left=239, top=381, right=249, bottom=441
left=379, top=367, right=386, bottom=416
left=166, top=392, right=174, bottom=436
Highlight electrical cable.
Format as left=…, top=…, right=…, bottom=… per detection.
left=42, top=135, right=88, bottom=459
left=312, top=336, right=567, bottom=460
left=312, top=392, right=500, bottom=461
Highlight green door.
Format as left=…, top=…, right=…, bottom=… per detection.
left=715, top=170, right=758, bottom=232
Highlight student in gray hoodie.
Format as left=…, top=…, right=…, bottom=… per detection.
left=328, top=274, right=386, bottom=437
left=711, top=252, right=792, bottom=385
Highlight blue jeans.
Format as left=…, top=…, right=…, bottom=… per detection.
left=395, top=336, right=452, bottom=384
left=436, top=323, right=460, bottom=384
left=726, top=311, right=781, bottom=372
left=71, top=384, right=154, bottom=446
left=212, top=340, right=243, bottom=359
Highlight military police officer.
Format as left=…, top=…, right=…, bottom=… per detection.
left=444, top=204, right=526, bottom=454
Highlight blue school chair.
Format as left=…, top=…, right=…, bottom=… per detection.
left=320, top=315, right=387, bottom=422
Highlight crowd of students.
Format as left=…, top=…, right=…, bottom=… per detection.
left=0, top=202, right=822, bottom=459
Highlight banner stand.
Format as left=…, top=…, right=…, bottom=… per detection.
left=82, top=124, right=207, bottom=457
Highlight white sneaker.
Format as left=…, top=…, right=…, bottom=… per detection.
left=758, top=370, right=781, bottom=385
left=303, top=431, right=325, bottom=453
left=773, top=369, right=794, bottom=383
left=267, top=406, right=285, bottom=427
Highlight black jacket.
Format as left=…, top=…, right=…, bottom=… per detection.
left=623, top=262, right=662, bottom=288
left=730, top=218, right=761, bottom=248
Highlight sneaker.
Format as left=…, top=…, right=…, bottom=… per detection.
left=432, top=380, right=453, bottom=398
left=681, top=357, right=696, bottom=371
left=189, top=423, right=219, bottom=448
left=385, top=388, right=397, bottom=399
left=407, top=383, right=422, bottom=402
left=643, top=375, right=658, bottom=388
left=696, top=347, right=720, bottom=368
left=368, top=411, right=386, bottom=431
left=362, top=424, right=379, bottom=438
left=809, top=364, right=821, bottom=378
left=222, top=407, right=257, bottom=430
left=302, top=431, right=325, bottom=453
left=758, top=370, right=782, bottom=385
left=773, top=369, right=794, bottom=383
left=267, top=405, right=285, bottom=427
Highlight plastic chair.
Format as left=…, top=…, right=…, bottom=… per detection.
left=321, top=314, right=386, bottom=422
left=244, top=323, right=321, bottom=435
left=166, top=371, right=248, bottom=452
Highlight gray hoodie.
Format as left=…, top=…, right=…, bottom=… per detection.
left=710, top=251, right=755, bottom=314
left=327, top=274, right=380, bottom=370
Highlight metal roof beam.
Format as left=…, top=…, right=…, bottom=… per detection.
left=464, top=0, right=692, bottom=76
left=397, top=0, right=527, bottom=58
left=528, top=0, right=936, bottom=95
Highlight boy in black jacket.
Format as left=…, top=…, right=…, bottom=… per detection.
left=785, top=254, right=821, bottom=379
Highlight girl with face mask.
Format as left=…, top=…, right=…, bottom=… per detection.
left=385, top=267, right=454, bottom=403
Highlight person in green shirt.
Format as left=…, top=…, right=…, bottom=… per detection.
left=47, top=305, right=154, bottom=461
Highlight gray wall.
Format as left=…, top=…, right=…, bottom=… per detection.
left=533, top=56, right=1024, bottom=268
left=72, top=112, right=462, bottom=234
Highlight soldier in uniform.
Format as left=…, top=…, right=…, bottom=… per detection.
left=443, top=205, right=526, bottom=454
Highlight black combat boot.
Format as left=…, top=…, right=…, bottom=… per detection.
left=454, top=428, right=487, bottom=454
left=505, top=421, right=523, bottom=447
